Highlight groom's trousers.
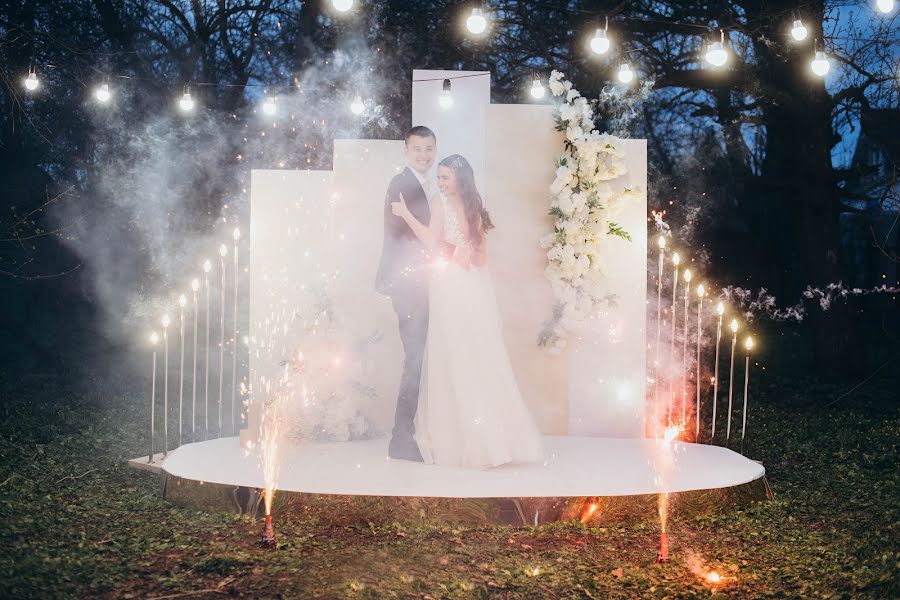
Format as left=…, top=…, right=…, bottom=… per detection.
left=389, top=286, right=428, bottom=451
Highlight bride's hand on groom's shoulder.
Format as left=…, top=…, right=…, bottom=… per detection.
left=390, top=193, right=409, bottom=219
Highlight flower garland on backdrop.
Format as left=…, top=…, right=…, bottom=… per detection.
left=538, top=70, right=643, bottom=354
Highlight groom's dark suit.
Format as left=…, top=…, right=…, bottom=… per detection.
left=376, top=167, right=431, bottom=461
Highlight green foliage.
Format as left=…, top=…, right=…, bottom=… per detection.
left=607, top=222, right=632, bottom=241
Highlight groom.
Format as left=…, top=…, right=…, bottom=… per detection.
left=376, top=126, right=437, bottom=462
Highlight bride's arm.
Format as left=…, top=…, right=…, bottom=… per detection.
left=392, top=192, right=443, bottom=249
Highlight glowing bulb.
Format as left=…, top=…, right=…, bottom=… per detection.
left=745, top=336, right=753, bottom=350
left=233, top=227, right=241, bottom=241
left=876, top=0, right=894, bottom=14
left=790, top=19, right=808, bottom=41
left=203, top=259, right=212, bottom=273
left=219, top=243, right=228, bottom=257
left=439, top=78, right=454, bottom=109
left=466, top=8, right=487, bottom=34
left=716, top=302, right=725, bottom=316
left=530, top=77, right=545, bottom=99
left=672, top=252, right=681, bottom=266
left=178, top=294, right=187, bottom=307
left=590, top=28, right=610, bottom=55
left=332, top=0, right=353, bottom=12
left=617, top=63, right=634, bottom=84
left=150, top=331, right=159, bottom=345
left=161, top=314, right=171, bottom=328
left=697, top=284, right=706, bottom=297
left=262, top=95, right=276, bottom=116
left=191, top=278, right=200, bottom=292
left=684, top=269, right=692, bottom=283
left=810, top=51, right=830, bottom=76
left=179, top=90, right=195, bottom=111
left=95, top=83, right=111, bottom=103
left=705, top=41, right=729, bottom=67
left=24, top=71, right=39, bottom=91
left=657, top=235, right=666, bottom=249
left=730, top=318, right=739, bottom=333
left=350, top=95, right=364, bottom=115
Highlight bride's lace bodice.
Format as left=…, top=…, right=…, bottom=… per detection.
left=439, top=194, right=469, bottom=247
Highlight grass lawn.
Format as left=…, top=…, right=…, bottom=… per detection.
left=1, top=333, right=898, bottom=598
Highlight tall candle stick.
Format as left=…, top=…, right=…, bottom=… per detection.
left=741, top=336, right=753, bottom=455
left=726, top=318, right=739, bottom=442
left=231, top=227, right=240, bottom=435
left=191, top=278, right=200, bottom=441
left=203, top=259, right=212, bottom=438
left=667, top=252, right=681, bottom=421
left=178, top=294, right=186, bottom=446
left=218, top=243, right=228, bottom=434
left=654, top=236, right=666, bottom=425
left=711, top=302, right=725, bottom=440
left=148, top=331, right=159, bottom=463
left=695, top=284, right=705, bottom=440
left=161, top=314, right=171, bottom=457
left=681, top=269, right=692, bottom=423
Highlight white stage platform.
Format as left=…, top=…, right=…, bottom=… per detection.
left=161, top=435, right=765, bottom=498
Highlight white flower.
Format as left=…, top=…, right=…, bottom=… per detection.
left=566, top=88, right=581, bottom=102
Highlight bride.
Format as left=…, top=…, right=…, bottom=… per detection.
left=391, top=154, right=543, bottom=469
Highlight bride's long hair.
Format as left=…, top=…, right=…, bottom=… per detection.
left=439, top=154, right=494, bottom=248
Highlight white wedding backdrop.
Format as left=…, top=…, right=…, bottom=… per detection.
left=247, top=70, right=647, bottom=441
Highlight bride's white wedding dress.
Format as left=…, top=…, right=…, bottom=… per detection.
left=414, top=194, right=544, bottom=469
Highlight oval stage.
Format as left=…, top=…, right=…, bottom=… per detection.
left=158, top=435, right=770, bottom=525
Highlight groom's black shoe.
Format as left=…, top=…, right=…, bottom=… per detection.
left=388, top=437, right=424, bottom=462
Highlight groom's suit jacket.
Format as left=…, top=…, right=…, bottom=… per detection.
left=375, top=167, right=431, bottom=296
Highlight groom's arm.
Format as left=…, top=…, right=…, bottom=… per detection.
left=383, top=177, right=406, bottom=239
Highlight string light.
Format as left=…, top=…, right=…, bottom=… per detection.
left=262, top=94, right=277, bottom=116
left=530, top=72, right=545, bottom=99
left=95, top=83, right=111, bottom=103
left=179, top=87, right=195, bottom=112
left=466, top=7, right=487, bottom=35
left=876, top=0, right=895, bottom=14
left=350, top=94, right=364, bottom=115
left=24, top=69, right=39, bottom=92
left=617, top=63, right=634, bottom=84
left=811, top=40, right=830, bottom=76
left=439, top=78, right=454, bottom=109
left=790, top=19, right=808, bottom=41
left=705, top=30, right=729, bottom=67
left=332, top=0, right=353, bottom=12
left=590, top=17, right=611, bottom=55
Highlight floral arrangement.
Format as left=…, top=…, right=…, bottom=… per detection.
left=539, top=70, right=641, bottom=353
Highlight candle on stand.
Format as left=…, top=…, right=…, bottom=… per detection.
left=190, top=278, right=200, bottom=441
left=218, top=243, right=228, bottom=435
left=681, top=269, right=692, bottom=423
left=148, top=331, right=159, bottom=463
left=203, top=259, right=212, bottom=438
left=178, top=294, right=186, bottom=446
left=741, top=336, right=753, bottom=455
left=161, top=313, right=171, bottom=457
left=695, top=284, right=705, bottom=440
left=231, top=227, right=240, bottom=435
left=726, top=318, right=739, bottom=443
left=711, top=302, right=725, bottom=440
left=667, top=252, right=681, bottom=421
left=654, top=235, right=666, bottom=424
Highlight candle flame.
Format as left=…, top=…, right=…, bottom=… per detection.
left=219, top=243, right=228, bottom=257
left=149, top=331, right=159, bottom=345
left=745, top=336, right=753, bottom=350
left=683, top=269, right=692, bottom=282
left=203, top=259, right=212, bottom=273
left=178, top=294, right=187, bottom=307
left=161, top=314, right=171, bottom=328
left=191, top=278, right=200, bottom=292
left=672, top=252, right=681, bottom=266
left=657, top=235, right=666, bottom=249
left=233, top=227, right=241, bottom=241
left=730, top=319, right=739, bottom=333
left=697, top=283, right=705, bottom=297
left=716, top=302, right=725, bottom=316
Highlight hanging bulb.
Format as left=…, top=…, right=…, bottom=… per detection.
left=705, top=30, right=729, bottom=67
left=350, top=94, right=364, bottom=115
left=262, top=94, right=277, bottom=116
left=332, top=0, right=353, bottom=12
left=24, top=70, right=39, bottom=92
left=466, top=7, right=487, bottom=34
left=530, top=73, right=545, bottom=99
left=590, top=18, right=611, bottom=55
left=95, top=83, right=111, bottom=103
left=179, top=87, right=195, bottom=112
left=876, top=0, right=895, bottom=14
left=439, top=78, right=454, bottom=109
left=790, top=19, right=808, bottom=41
left=617, top=63, right=634, bottom=84
left=810, top=50, right=830, bottom=76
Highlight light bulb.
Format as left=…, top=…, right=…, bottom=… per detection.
left=705, top=41, right=729, bottom=67
left=233, top=227, right=241, bottom=241
left=95, top=83, right=111, bottom=103
left=219, top=243, right=228, bottom=257
left=790, top=19, right=808, bottom=41
left=876, top=0, right=894, bottom=14
left=162, top=314, right=171, bottom=328
left=697, top=284, right=706, bottom=297
left=203, top=259, right=212, bottom=273
left=530, top=77, right=545, bottom=99
left=617, top=63, right=634, bottom=84
left=590, top=28, right=610, bottom=55
left=657, top=235, right=666, bottom=249
left=350, top=95, right=364, bottom=115
left=191, top=278, right=200, bottom=292
left=672, top=252, right=681, bottom=266
left=811, top=51, right=830, bottom=76
left=466, top=8, right=487, bottom=34
left=745, top=336, right=753, bottom=350
left=24, top=71, right=39, bottom=91
left=262, top=95, right=276, bottom=116
left=332, top=0, right=353, bottom=12
left=150, top=331, right=159, bottom=345
left=439, top=79, right=454, bottom=109
left=716, top=302, right=725, bottom=316
left=179, top=90, right=194, bottom=111
left=730, top=319, right=739, bottom=333
left=179, top=294, right=187, bottom=307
